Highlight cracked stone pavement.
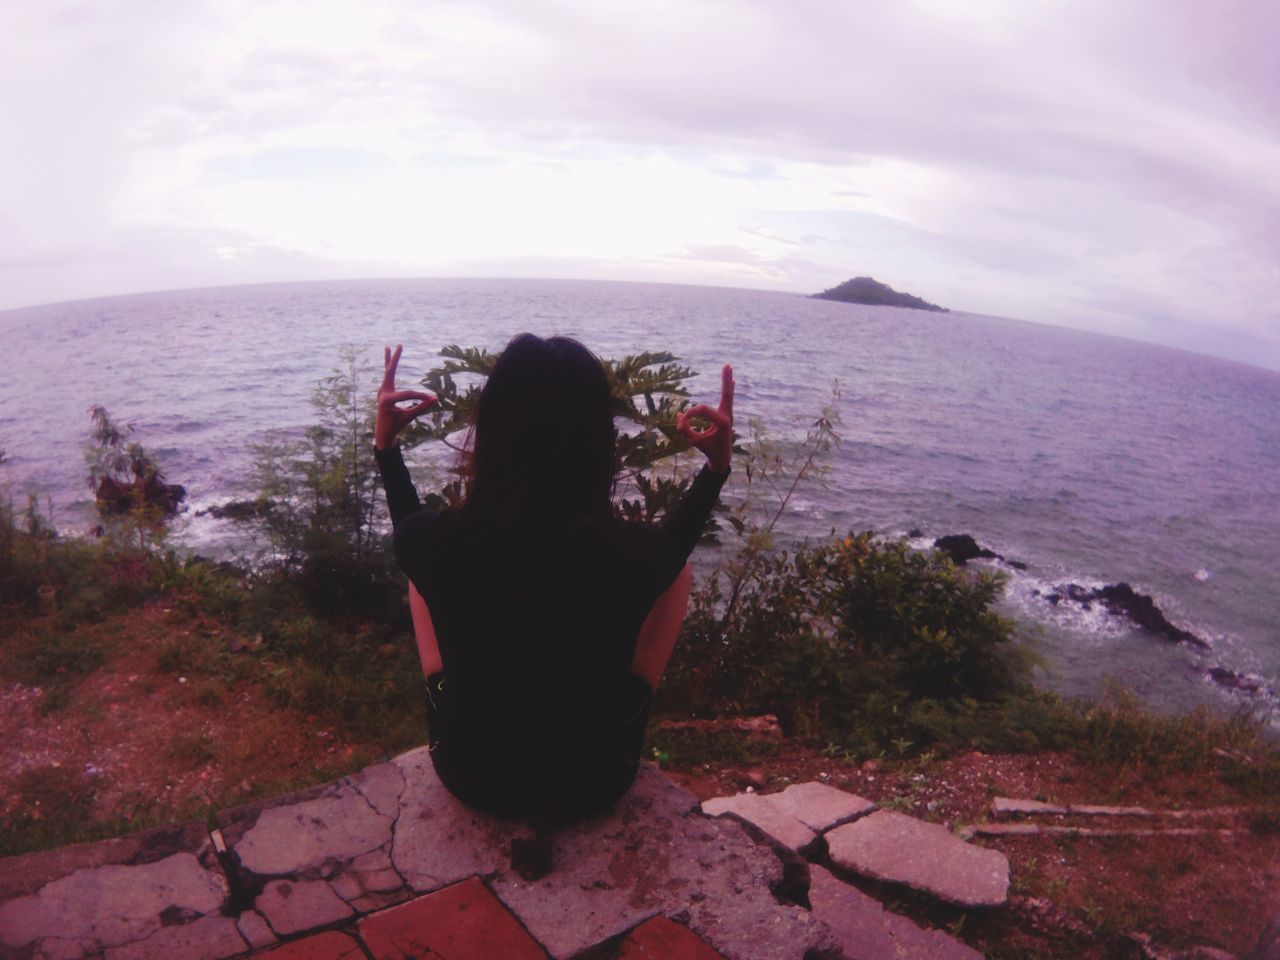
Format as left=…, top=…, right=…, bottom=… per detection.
left=0, top=748, right=1001, bottom=959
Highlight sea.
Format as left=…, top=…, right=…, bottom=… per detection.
left=1, top=278, right=1277, bottom=724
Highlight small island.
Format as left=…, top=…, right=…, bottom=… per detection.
left=813, top=276, right=948, bottom=312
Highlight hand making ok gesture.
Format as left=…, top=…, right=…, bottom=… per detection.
left=374, top=344, right=438, bottom=451
left=676, top=364, right=735, bottom=474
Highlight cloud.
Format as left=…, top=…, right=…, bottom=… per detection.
left=1, top=0, right=1278, bottom=368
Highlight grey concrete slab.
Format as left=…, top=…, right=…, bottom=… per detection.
left=764, top=782, right=877, bottom=833
left=233, top=789, right=394, bottom=876
left=700, top=792, right=818, bottom=852
left=352, top=761, right=406, bottom=819
left=256, top=878, right=354, bottom=936
left=0, top=821, right=230, bottom=959
left=389, top=745, right=515, bottom=893
left=235, top=910, right=277, bottom=950
left=492, top=766, right=839, bottom=960
left=101, top=915, right=247, bottom=960
left=827, top=810, right=1009, bottom=909
left=991, top=798, right=1066, bottom=817
left=809, top=864, right=985, bottom=960
left=0, top=821, right=216, bottom=902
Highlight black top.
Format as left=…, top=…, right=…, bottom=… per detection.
left=376, top=444, right=727, bottom=815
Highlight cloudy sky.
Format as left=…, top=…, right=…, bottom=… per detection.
left=3, top=0, right=1279, bottom=368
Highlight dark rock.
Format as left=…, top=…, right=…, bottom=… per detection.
left=1046, top=582, right=1208, bottom=649
left=1094, top=583, right=1208, bottom=649
left=934, top=534, right=998, bottom=565
left=1207, top=667, right=1267, bottom=695
left=907, top=529, right=924, bottom=539
left=932, top=533, right=1029, bottom=571
left=195, top=498, right=268, bottom=521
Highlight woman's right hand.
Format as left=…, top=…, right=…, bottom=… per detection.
left=375, top=345, right=438, bottom=450
left=677, top=364, right=734, bottom=473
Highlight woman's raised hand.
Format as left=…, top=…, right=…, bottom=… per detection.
left=677, top=364, right=735, bottom=473
left=374, top=344, right=438, bottom=451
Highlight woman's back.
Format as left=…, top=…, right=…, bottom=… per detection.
left=394, top=505, right=689, bottom=815
left=374, top=334, right=734, bottom=818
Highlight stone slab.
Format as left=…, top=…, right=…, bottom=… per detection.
left=965, top=824, right=1230, bottom=839
left=962, top=823, right=1042, bottom=838
left=808, top=864, right=984, bottom=960
left=100, top=915, right=247, bottom=960
left=359, top=877, right=549, bottom=959
left=991, top=798, right=1066, bottom=817
left=0, top=837, right=230, bottom=956
left=615, top=916, right=729, bottom=959
left=763, top=782, right=876, bottom=833
left=389, top=745, right=518, bottom=892
left=216, top=762, right=406, bottom=891
left=492, top=767, right=839, bottom=960
left=233, top=790, right=395, bottom=877
left=1069, top=803, right=1154, bottom=817
left=700, top=793, right=818, bottom=852
left=255, top=930, right=366, bottom=960
left=236, top=910, right=277, bottom=949
left=827, top=810, right=1009, bottom=908
left=0, top=821, right=217, bottom=903
left=255, top=878, right=354, bottom=936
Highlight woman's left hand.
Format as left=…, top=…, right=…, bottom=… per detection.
left=375, top=344, right=438, bottom=450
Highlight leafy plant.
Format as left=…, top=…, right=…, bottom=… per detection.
left=661, top=531, right=1035, bottom=755
left=404, top=344, right=722, bottom=523
left=251, top=348, right=402, bottom=616
left=83, top=405, right=181, bottom=554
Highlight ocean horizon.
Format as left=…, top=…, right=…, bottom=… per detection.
left=3, top=277, right=1277, bottom=726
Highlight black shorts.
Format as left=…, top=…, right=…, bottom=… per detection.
left=424, top=671, right=653, bottom=821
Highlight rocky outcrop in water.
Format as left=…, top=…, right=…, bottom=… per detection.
left=195, top=498, right=269, bottom=521
left=1044, top=582, right=1208, bottom=649
left=1206, top=667, right=1273, bottom=697
left=933, top=534, right=1028, bottom=571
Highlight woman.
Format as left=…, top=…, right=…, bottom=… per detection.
left=374, top=334, right=733, bottom=819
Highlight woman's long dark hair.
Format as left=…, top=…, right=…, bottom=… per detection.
left=464, top=334, right=615, bottom=532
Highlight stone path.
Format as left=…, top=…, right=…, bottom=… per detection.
left=0, top=750, right=1008, bottom=960
left=698, top=784, right=1001, bottom=959
left=966, top=795, right=1250, bottom=840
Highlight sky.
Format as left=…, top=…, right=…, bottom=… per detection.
left=3, top=0, right=1279, bottom=369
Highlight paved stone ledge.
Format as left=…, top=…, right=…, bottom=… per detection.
left=0, top=751, right=841, bottom=960
left=3, top=753, right=1011, bottom=959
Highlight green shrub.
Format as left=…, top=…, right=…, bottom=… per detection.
left=662, top=533, right=1034, bottom=756
left=251, top=348, right=401, bottom=618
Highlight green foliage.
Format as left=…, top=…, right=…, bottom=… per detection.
left=83, top=406, right=177, bottom=555
left=251, top=348, right=402, bottom=617
left=258, top=615, right=426, bottom=746
left=85, top=406, right=154, bottom=485
left=662, top=532, right=1034, bottom=756
left=405, top=344, right=718, bottom=523
left=0, top=492, right=56, bottom=610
